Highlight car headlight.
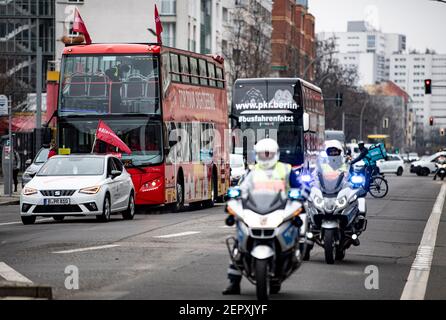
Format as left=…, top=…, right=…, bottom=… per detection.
left=335, top=196, right=348, bottom=209
left=23, top=187, right=37, bottom=195
left=79, top=186, right=101, bottom=194
left=23, top=171, right=34, bottom=177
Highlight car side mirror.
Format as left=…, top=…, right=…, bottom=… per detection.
left=303, top=113, right=310, bottom=132
left=110, top=170, right=121, bottom=178
left=25, top=159, right=32, bottom=166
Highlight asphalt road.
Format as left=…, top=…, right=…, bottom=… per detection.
left=0, top=171, right=445, bottom=300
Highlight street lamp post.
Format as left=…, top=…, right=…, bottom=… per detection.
left=359, top=99, right=368, bottom=141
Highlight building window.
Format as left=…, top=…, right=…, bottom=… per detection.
left=160, top=0, right=176, bottom=15
left=367, top=35, right=376, bottom=48
left=162, top=22, right=176, bottom=47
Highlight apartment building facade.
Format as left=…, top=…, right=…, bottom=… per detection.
left=389, top=53, right=446, bottom=145
left=318, top=21, right=406, bottom=86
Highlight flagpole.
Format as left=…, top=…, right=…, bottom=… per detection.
left=91, top=135, right=97, bottom=154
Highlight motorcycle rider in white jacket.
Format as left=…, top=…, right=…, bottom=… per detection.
left=222, top=138, right=293, bottom=295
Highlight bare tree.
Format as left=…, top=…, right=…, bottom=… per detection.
left=223, top=0, right=272, bottom=88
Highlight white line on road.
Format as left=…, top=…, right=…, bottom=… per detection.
left=400, top=183, right=446, bottom=300
left=153, top=231, right=200, bottom=239
left=0, top=218, right=54, bottom=227
left=53, top=244, right=120, bottom=254
left=0, top=262, right=33, bottom=283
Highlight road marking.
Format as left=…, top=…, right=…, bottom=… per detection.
left=153, top=231, right=200, bottom=239
left=400, top=183, right=446, bottom=300
left=0, top=262, right=33, bottom=283
left=53, top=244, right=120, bottom=254
left=0, top=218, right=63, bottom=227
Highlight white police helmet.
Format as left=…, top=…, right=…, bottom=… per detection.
left=254, top=138, right=280, bottom=170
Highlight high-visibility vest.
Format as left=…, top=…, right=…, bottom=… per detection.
left=252, top=162, right=291, bottom=192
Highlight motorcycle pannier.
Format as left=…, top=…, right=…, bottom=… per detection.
left=367, top=143, right=387, bottom=162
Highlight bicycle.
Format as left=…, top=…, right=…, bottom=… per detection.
left=350, top=163, right=389, bottom=198
left=368, top=172, right=389, bottom=198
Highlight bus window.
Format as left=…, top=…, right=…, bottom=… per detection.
left=207, top=62, right=216, bottom=87
left=161, top=53, right=171, bottom=94
left=189, top=57, right=199, bottom=85
left=198, top=59, right=208, bottom=86
left=170, top=53, right=180, bottom=82
left=180, top=55, right=190, bottom=84
left=60, top=54, right=160, bottom=115
left=215, top=67, right=224, bottom=88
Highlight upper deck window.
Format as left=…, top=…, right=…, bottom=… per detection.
left=60, top=54, right=160, bottom=115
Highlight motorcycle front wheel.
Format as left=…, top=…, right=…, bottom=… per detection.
left=255, top=259, right=270, bottom=301
left=324, top=229, right=336, bottom=264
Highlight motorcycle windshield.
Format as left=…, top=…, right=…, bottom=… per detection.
left=243, top=190, right=287, bottom=215
left=316, top=153, right=348, bottom=195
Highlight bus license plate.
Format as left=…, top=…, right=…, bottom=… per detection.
left=45, top=198, right=70, bottom=205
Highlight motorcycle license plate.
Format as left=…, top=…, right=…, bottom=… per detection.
left=44, top=198, right=70, bottom=205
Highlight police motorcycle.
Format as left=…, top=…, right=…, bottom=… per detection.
left=304, top=149, right=367, bottom=264
left=224, top=185, right=308, bottom=301
left=435, top=159, right=446, bottom=180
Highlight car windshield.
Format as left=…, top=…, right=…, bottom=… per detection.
left=35, top=148, right=50, bottom=163
left=37, top=157, right=105, bottom=176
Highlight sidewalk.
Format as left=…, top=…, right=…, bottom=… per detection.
left=0, top=183, right=21, bottom=206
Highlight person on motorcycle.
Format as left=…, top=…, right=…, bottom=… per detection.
left=319, top=140, right=349, bottom=174
left=433, top=155, right=446, bottom=181
left=222, top=138, right=296, bottom=295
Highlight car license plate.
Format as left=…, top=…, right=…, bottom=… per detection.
left=44, top=198, right=70, bottom=205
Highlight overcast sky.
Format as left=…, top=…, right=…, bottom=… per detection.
left=309, top=0, right=446, bottom=53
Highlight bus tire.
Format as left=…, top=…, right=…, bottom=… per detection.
left=204, top=170, right=218, bottom=208
left=172, top=179, right=184, bottom=213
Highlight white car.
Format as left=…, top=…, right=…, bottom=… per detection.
left=410, top=152, right=446, bottom=176
left=408, top=152, right=420, bottom=162
left=377, top=154, right=404, bottom=176
left=230, top=154, right=246, bottom=186
left=20, top=154, right=135, bottom=225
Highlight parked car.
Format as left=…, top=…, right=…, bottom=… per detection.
left=408, top=152, right=420, bottom=162
left=22, top=147, right=50, bottom=187
left=401, top=153, right=410, bottom=163
left=20, top=154, right=135, bottom=225
left=377, top=154, right=404, bottom=176
left=410, top=151, right=446, bottom=176
left=230, top=154, right=246, bottom=186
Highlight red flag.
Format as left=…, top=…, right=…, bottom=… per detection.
left=96, top=120, right=132, bottom=154
left=154, top=4, right=163, bottom=43
left=73, top=8, right=92, bottom=45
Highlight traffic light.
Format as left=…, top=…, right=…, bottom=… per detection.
left=425, top=79, right=432, bottom=94
left=335, top=92, right=343, bottom=107
left=441, top=128, right=445, bottom=137
left=429, top=116, right=434, bottom=126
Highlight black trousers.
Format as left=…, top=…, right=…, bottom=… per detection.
left=13, top=169, right=19, bottom=190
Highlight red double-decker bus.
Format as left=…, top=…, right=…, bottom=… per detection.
left=56, top=43, right=229, bottom=210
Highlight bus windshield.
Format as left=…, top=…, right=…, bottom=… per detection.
left=231, top=80, right=304, bottom=165
left=60, top=54, right=160, bottom=115
left=59, top=118, right=163, bottom=166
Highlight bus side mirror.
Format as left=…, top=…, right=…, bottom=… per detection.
left=303, top=113, right=310, bottom=132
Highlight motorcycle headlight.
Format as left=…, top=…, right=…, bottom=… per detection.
left=314, top=196, right=324, bottom=209
left=335, top=196, right=348, bottom=209
left=351, top=175, right=365, bottom=184
left=23, top=187, right=38, bottom=195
